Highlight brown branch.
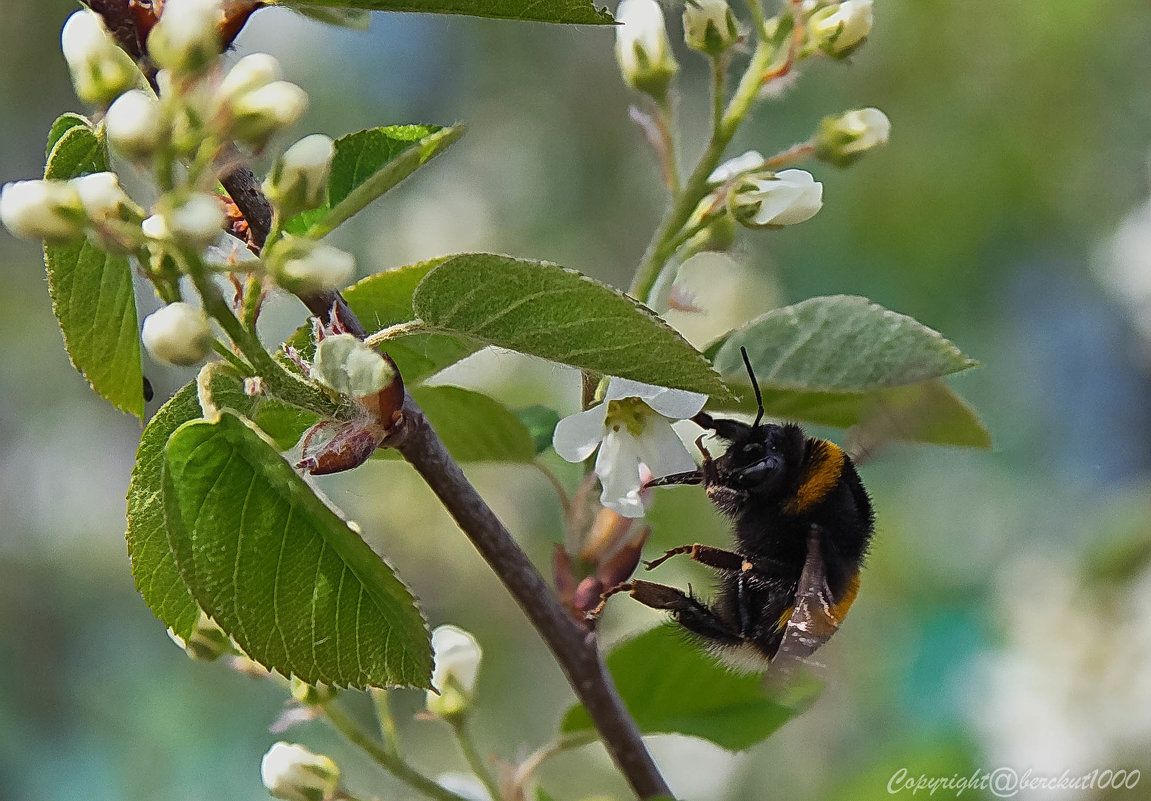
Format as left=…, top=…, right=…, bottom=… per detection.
left=389, top=398, right=670, bottom=799
left=89, top=2, right=671, bottom=797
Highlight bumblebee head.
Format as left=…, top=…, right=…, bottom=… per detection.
left=721, top=422, right=806, bottom=495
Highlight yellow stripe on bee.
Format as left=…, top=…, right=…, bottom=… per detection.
left=774, top=605, right=796, bottom=632
left=828, top=571, right=861, bottom=624
left=783, top=440, right=846, bottom=514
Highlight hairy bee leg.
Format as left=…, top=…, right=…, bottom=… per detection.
left=695, top=435, right=718, bottom=483
left=645, top=543, right=745, bottom=572
left=585, top=581, right=636, bottom=620
left=625, top=580, right=743, bottom=645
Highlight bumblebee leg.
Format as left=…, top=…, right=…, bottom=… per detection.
left=625, top=580, right=743, bottom=646
left=584, top=581, right=635, bottom=620
left=645, top=543, right=745, bottom=572
left=693, top=412, right=753, bottom=444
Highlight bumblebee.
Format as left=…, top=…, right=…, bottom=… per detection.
left=591, top=348, right=874, bottom=669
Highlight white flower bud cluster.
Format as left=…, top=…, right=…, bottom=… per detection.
left=1, top=172, right=135, bottom=243
left=683, top=0, right=740, bottom=56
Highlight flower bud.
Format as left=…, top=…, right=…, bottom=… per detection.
left=141, top=302, right=212, bottom=366
left=614, top=0, right=678, bottom=100
left=267, top=236, right=355, bottom=294
left=60, top=10, right=142, bottom=106
left=809, top=0, right=873, bottom=58
left=814, top=107, right=890, bottom=166
left=218, top=53, right=281, bottom=109
left=71, top=172, right=133, bottom=224
left=229, top=81, right=310, bottom=149
left=167, top=612, right=232, bottom=661
left=106, top=89, right=165, bottom=158
left=260, top=742, right=341, bottom=801
left=426, top=625, right=482, bottom=719
left=264, top=134, right=334, bottom=218
left=147, top=194, right=226, bottom=249
left=0, top=180, right=84, bottom=241
left=148, top=0, right=224, bottom=75
left=312, top=334, right=395, bottom=398
left=729, top=169, right=823, bottom=228
left=683, top=0, right=740, bottom=56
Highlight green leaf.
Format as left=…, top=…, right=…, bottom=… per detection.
left=126, top=373, right=320, bottom=639
left=514, top=405, right=561, bottom=455
left=44, top=122, right=145, bottom=418
left=46, top=113, right=91, bottom=157
left=288, top=125, right=465, bottom=238
left=163, top=412, right=432, bottom=688
left=283, top=259, right=478, bottom=383
left=373, top=385, right=536, bottom=462
left=560, top=625, right=821, bottom=750
left=126, top=384, right=205, bottom=640
left=714, top=382, right=991, bottom=450
left=413, top=254, right=730, bottom=398
left=713, top=295, right=978, bottom=393
left=274, top=0, right=614, bottom=24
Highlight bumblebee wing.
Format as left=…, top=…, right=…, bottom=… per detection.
left=775, top=527, right=857, bottom=664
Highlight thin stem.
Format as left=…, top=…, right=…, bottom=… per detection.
left=370, top=689, right=401, bottom=758
left=764, top=140, right=816, bottom=169
left=710, top=56, right=727, bottom=139
left=363, top=319, right=430, bottom=349
left=448, top=719, right=503, bottom=801
left=321, top=702, right=471, bottom=801
left=654, top=96, right=680, bottom=196
left=744, top=0, right=767, bottom=38
left=532, top=461, right=572, bottom=518
left=511, top=732, right=597, bottom=794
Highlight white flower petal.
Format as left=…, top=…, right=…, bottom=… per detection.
left=604, top=376, right=662, bottom=402
left=634, top=419, right=699, bottom=478
left=595, top=431, right=646, bottom=518
left=708, top=150, right=766, bottom=184
left=552, top=405, right=607, bottom=462
left=643, top=387, right=708, bottom=420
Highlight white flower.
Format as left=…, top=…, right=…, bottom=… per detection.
left=730, top=169, right=823, bottom=228
left=683, top=0, right=739, bottom=55
left=141, top=302, right=212, bottom=366
left=614, top=0, right=678, bottom=98
left=708, top=150, right=767, bottom=185
left=0, top=180, right=83, bottom=241
left=229, top=81, right=310, bottom=148
left=809, top=0, right=874, bottom=57
left=270, top=237, right=356, bottom=293
left=60, top=10, right=141, bottom=106
left=260, top=742, right=341, bottom=801
left=264, top=134, right=334, bottom=218
left=147, top=0, right=223, bottom=75
left=815, top=107, right=890, bottom=166
left=70, top=172, right=132, bottom=224
left=106, top=89, right=165, bottom=158
left=553, top=378, right=707, bottom=518
left=427, top=625, right=482, bottom=718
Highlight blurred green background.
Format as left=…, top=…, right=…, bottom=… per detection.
left=3, top=1, right=1151, bottom=799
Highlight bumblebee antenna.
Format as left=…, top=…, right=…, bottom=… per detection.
left=740, top=346, right=765, bottom=428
